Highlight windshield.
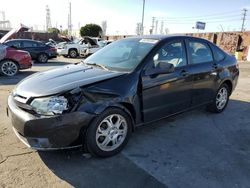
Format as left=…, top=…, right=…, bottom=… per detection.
left=84, top=38, right=158, bottom=72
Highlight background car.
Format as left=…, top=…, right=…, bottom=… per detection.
left=3, top=39, right=57, bottom=63
left=0, top=44, right=32, bottom=76
left=57, top=37, right=105, bottom=58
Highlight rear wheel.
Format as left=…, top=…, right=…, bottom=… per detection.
left=69, top=49, right=78, bottom=58
left=85, top=108, right=132, bottom=157
left=37, top=53, right=48, bottom=63
left=0, top=60, right=19, bottom=76
left=207, top=83, right=230, bottom=113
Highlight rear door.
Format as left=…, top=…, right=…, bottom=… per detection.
left=141, top=39, right=193, bottom=122
left=21, top=41, right=39, bottom=58
left=185, top=39, right=218, bottom=106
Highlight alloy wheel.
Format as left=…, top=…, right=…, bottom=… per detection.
left=1, top=61, right=18, bottom=76
left=38, top=54, right=48, bottom=63
left=216, top=87, right=228, bottom=110
left=95, top=114, right=128, bottom=152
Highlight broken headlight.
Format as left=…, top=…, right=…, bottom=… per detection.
left=30, top=96, right=68, bottom=115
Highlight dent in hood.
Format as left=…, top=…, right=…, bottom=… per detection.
left=15, top=64, right=126, bottom=100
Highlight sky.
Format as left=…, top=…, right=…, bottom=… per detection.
left=0, top=0, right=250, bottom=35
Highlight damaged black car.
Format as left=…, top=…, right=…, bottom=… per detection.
left=7, top=35, right=239, bottom=157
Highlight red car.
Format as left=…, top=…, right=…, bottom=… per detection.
left=0, top=44, right=32, bottom=76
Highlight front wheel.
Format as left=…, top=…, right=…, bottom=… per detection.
left=69, top=49, right=78, bottom=58
left=207, top=83, right=230, bottom=113
left=0, top=60, right=19, bottom=76
left=85, top=108, right=132, bottom=157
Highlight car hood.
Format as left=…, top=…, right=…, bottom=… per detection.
left=14, top=64, right=126, bottom=100
left=0, top=25, right=29, bottom=43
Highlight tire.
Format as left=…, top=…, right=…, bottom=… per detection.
left=207, top=83, right=230, bottom=113
left=0, top=60, right=19, bottom=76
left=68, top=49, right=78, bottom=58
left=37, top=53, right=48, bottom=63
left=85, top=108, right=132, bottom=157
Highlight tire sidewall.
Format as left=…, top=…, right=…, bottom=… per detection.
left=69, top=49, right=77, bottom=58
left=86, top=108, right=132, bottom=157
left=37, top=53, right=48, bottom=63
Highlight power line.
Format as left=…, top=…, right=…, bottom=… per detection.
left=163, top=18, right=241, bottom=25
left=165, top=10, right=240, bottom=19
left=164, top=14, right=241, bottom=21
left=241, top=8, right=248, bottom=32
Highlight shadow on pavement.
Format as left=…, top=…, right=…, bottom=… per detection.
left=0, top=61, right=73, bottom=86
left=32, top=60, right=72, bottom=67
left=38, top=99, right=250, bottom=188
left=38, top=149, right=166, bottom=188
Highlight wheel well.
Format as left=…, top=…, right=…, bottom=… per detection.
left=0, top=58, right=19, bottom=68
left=69, top=48, right=78, bottom=53
left=222, top=80, right=233, bottom=95
left=120, top=102, right=136, bottom=128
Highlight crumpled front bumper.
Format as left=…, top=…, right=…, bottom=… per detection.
left=7, top=95, right=95, bottom=150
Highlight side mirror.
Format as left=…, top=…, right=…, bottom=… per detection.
left=145, top=62, right=175, bottom=76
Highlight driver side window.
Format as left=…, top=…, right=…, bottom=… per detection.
left=153, top=41, right=187, bottom=68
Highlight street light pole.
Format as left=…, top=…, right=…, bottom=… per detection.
left=141, top=0, right=145, bottom=35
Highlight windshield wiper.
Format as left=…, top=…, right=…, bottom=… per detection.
left=83, top=61, right=109, bottom=71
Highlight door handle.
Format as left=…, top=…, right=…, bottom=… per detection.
left=180, top=70, right=189, bottom=77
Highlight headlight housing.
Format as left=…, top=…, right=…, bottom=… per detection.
left=30, top=96, right=68, bottom=115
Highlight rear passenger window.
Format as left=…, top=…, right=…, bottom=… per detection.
left=5, top=41, right=21, bottom=48
left=214, top=47, right=226, bottom=62
left=23, top=41, right=37, bottom=47
left=189, top=41, right=213, bottom=64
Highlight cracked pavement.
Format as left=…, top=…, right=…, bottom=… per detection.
left=0, top=58, right=250, bottom=188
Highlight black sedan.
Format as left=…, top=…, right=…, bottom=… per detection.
left=7, top=35, right=239, bottom=157
left=4, top=39, right=57, bottom=63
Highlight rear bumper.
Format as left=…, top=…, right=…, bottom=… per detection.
left=19, top=56, right=32, bottom=70
left=7, top=95, right=95, bottom=150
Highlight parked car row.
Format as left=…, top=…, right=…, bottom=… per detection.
left=4, top=39, right=57, bottom=63
left=0, top=26, right=60, bottom=76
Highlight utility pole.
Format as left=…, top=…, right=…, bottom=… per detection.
left=46, top=5, right=52, bottom=31
left=155, top=20, right=158, bottom=34
left=150, top=17, right=155, bottom=35
left=141, top=0, right=145, bottom=35
left=241, top=8, right=247, bottom=32
left=160, top=20, right=164, bottom=34
left=68, top=2, right=72, bottom=36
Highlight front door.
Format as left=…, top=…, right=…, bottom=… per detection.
left=141, top=40, right=193, bottom=122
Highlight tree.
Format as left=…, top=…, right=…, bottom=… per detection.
left=48, top=27, right=60, bottom=34
left=61, top=29, right=68, bottom=36
left=80, top=24, right=103, bottom=37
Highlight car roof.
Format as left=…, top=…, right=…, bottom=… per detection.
left=129, top=34, right=211, bottom=43
left=5, top=39, right=42, bottom=43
